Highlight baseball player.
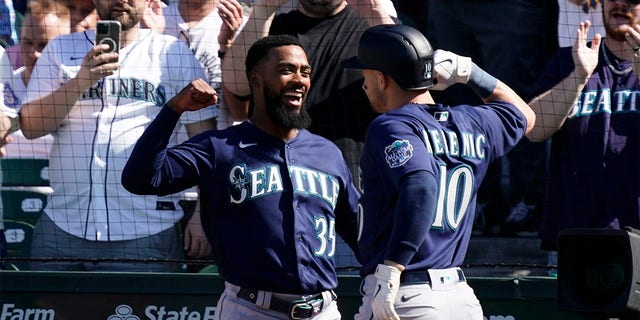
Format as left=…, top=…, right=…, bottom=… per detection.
left=19, top=0, right=217, bottom=271
left=122, top=35, right=360, bottom=320
left=343, top=25, right=536, bottom=320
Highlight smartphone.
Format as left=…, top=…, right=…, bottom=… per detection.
left=95, top=20, right=121, bottom=63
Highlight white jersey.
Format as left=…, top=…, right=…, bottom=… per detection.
left=25, top=29, right=216, bottom=241
left=163, top=2, right=247, bottom=129
left=1, top=66, right=53, bottom=158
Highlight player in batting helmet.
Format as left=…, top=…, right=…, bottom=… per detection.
left=345, top=24, right=536, bottom=320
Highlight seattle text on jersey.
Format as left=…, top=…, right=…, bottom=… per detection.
left=229, top=164, right=340, bottom=209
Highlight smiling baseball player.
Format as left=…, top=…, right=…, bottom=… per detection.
left=343, top=24, right=536, bottom=320
left=122, top=35, right=360, bottom=320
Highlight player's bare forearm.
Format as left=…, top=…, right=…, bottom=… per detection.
left=526, top=72, right=589, bottom=142
left=482, top=80, right=536, bottom=135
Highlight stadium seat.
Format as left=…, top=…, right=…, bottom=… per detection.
left=1, top=186, right=51, bottom=226
left=0, top=158, right=49, bottom=187
left=2, top=220, right=35, bottom=270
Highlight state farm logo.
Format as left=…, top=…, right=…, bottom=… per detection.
left=108, top=305, right=139, bottom=320
left=105, top=304, right=216, bottom=320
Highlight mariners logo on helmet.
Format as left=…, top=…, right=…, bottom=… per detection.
left=343, top=24, right=435, bottom=90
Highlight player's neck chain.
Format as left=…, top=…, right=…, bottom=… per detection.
left=602, top=42, right=632, bottom=76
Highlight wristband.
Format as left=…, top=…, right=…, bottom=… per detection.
left=467, top=63, right=497, bottom=98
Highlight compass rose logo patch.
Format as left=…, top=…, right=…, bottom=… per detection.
left=384, top=139, right=414, bottom=168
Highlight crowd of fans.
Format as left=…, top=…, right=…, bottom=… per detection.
left=0, top=0, right=637, bottom=281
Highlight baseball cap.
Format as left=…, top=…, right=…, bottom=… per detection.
left=343, top=24, right=435, bottom=90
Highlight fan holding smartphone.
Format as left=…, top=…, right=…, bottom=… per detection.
left=18, top=0, right=217, bottom=272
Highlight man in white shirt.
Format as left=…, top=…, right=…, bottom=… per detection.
left=19, top=0, right=217, bottom=271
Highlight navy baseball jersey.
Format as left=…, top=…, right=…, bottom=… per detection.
left=358, top=102, right=527, bottom=275
left=122, top=108, right=360, bottom=293
left=535, top=43, right=640, bottom=250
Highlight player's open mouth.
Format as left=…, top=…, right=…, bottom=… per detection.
left=283, top=90, right=305, bottom=107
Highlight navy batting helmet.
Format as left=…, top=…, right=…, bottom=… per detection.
left=343, top=24, right=435, bottom=90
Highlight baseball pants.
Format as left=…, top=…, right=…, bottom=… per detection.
left=354, top=268, right=483, bottom=320
left=214, top=282, right=341, bottom=320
